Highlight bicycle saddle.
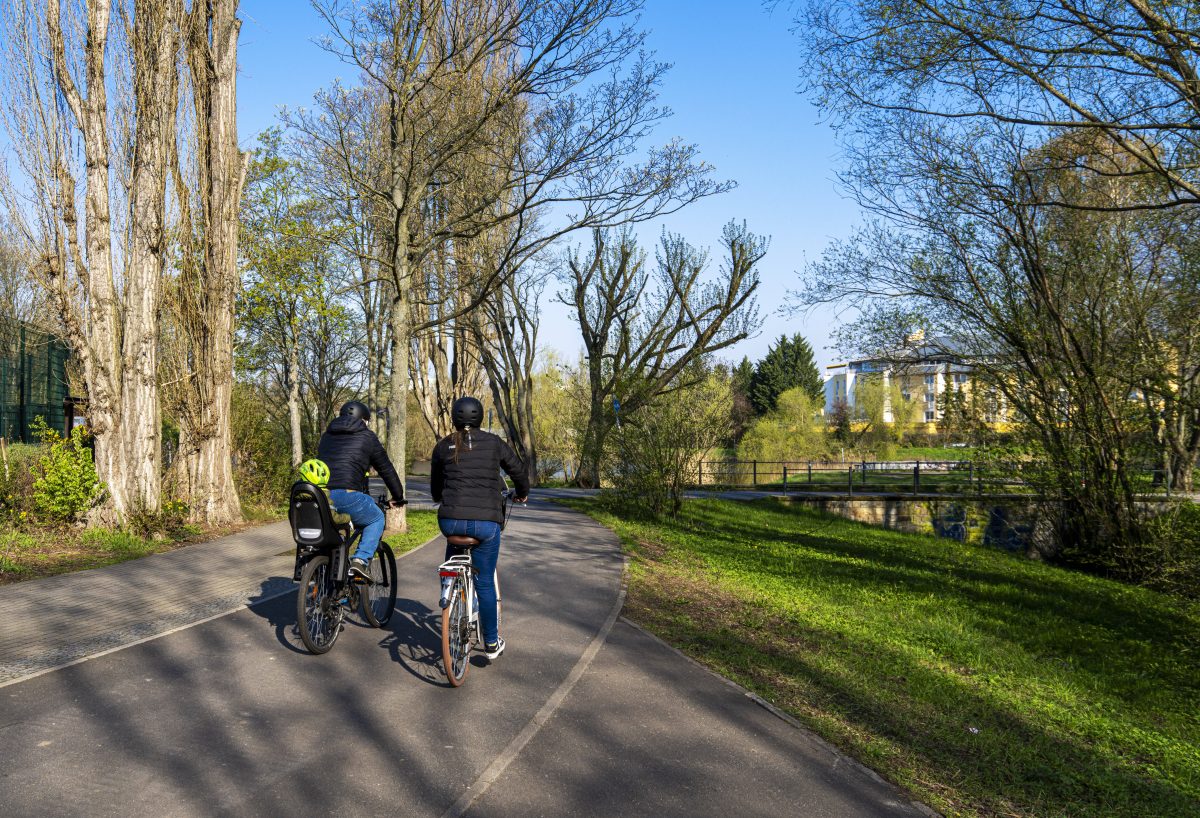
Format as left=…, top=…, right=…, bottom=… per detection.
left=445, top=535, right=481, bottom=547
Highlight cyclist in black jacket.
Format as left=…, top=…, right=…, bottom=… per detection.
left=431, top=396, right=529, bottom=659
left=317, top=400, right=406, bottom=579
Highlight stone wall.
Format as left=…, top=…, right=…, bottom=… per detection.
left=786, top=495, right=1038, bottom=552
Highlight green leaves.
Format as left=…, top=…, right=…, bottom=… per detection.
left=31, top=420, right=103, bottom=523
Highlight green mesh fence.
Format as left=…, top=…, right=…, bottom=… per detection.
left=0, top=319, right=71, bottom=443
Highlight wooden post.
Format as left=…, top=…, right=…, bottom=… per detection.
left=807, top=461, right=812, bottom=486
left=914, top=463, right=920, bottom=494
left=752, top=460, right=758, bottom=486
left=783, top=465, right=788, bottom=494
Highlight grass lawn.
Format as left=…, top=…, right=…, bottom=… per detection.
left=0, top=517, right=270, bottom=585
left=566, top=497, right=1200, bottom=818
left=384, top=509, right=441, bottom=555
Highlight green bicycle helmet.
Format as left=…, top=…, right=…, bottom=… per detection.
left=299, top=458, right=330, bottom=487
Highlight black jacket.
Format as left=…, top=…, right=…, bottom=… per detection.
left=431, top=429, right=529, bottom=524
left=316, top=416, right=405, bottom=502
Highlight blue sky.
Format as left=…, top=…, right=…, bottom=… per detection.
left=237, top=1, right=859, bottom=370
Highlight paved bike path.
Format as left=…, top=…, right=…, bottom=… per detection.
left=0, top=499, right=929, bottom=817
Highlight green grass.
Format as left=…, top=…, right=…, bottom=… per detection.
left=383, top=509, right=440, bottom=555
left=894, top=445, right=976, bottom=460
left=566, top=497, right=1200, bottom=818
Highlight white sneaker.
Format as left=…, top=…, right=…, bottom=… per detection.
left=484, top=638, right=506, bottom=659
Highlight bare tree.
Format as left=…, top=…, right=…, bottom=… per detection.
left=1, top=0, right=183, bottom=521
left=795, top=0, right=1200, bottom=207
left=563, top=223, right=764, bottom=487
left=291, top=0, right=732, bottom=527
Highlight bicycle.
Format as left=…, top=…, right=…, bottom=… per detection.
left=437, top=489, right=521, bottom=687
left=288, top=481, right=399, bottom=654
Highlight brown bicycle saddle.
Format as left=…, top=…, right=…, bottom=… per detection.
left=445, top=534, right=481, bottom=547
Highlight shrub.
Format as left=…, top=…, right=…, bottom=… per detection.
left=603, top=369, right=731, bottom=518
left=30, top=420, right=103, bottom=523
left=0, top=442, right=40, bottom=523
left=737, top=387, right=828, bottom=463
left=1143, top=503, right=1200, bottom=599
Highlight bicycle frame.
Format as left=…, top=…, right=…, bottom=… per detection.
left=439, top=553, right=478, bottom=630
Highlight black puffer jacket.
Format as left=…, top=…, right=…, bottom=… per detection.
left=316, top=416, right=405, bottom=502
left=431, top=429, right=529, bottom=524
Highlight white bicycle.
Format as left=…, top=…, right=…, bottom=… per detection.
left=437, top=490, right=519, bottom=687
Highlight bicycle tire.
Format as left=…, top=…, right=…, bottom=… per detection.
left=361, top=542, right=398, bottom=627
left=297, top=555, right=341, bottom=654
left=441, top=576, right=471, bottom=687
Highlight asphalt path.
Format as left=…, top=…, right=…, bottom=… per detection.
left=0, top=497, right=930, bottom=817
left=0, top=500, right=623, bottom=817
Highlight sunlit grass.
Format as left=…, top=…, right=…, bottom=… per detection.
left=384, top=509, right=440, bottom=555
left=567, top=496, right=1200, bottom=818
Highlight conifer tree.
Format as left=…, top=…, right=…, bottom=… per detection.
left=748, top=334, right=822, bottom=415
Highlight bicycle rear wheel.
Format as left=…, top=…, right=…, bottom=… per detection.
left=441, top=576, right=471, bottom=687
left=297, top=555, right=341, bottom=654
left=361, top=542, right=398, bottom=627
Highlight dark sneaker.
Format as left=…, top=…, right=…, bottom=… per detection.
left=484, top=638, right=506, bottom=659
left=348, top=558, right=370, bottom=581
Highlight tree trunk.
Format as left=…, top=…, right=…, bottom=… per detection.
left=115, top=0, right=185, bottom=519
left=174, top=0, right=244, bottom=524
left=288, top=341, right=303, bottom=466
left=385, top=222, right=410, bottom=533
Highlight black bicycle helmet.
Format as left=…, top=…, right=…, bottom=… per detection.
left=451, top=396, right=484, bottom=430
left=339, top=400, right=371, bottom=422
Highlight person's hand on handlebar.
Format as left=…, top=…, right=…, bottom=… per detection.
left=388, top=498, right=407, bottom=508
left=515, top=496, right=528, bottom=505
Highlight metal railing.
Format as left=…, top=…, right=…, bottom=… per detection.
left=696, top=459, right=1028, bottom=496
left=695, top=459, right=1185, bottom=498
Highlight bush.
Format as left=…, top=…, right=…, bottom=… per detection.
left=737, top=387, right=828, bottom=462
left=602, top=370, right=731, bottom=518
left=0, top=442, right=40, bottom=523
left=30, top=420, right=103, bottom=523
left=1142, top=503, right=1200, bottom=599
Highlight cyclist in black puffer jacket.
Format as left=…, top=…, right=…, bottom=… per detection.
left=317, top=400, right=406, bottom=579
left=431, top=396, right=529, bottom=660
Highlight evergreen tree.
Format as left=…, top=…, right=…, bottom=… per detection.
left=748, top=334, right=823, bottom=415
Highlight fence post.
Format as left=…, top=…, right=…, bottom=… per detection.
left=752, top=460, right=758, bottom=486
left=783, top=466, right=788, bottom=494
left=807, top=461, right=812, bottom=486
left=848, top=466, right=854, bottom=495
left=969, top=461, right=975, bottom=495
left=698, top=461, right=703, bottom=488
left=914, top=462, right=920, bottom=494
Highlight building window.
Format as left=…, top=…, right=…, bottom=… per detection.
left=925, top=410, right=936, bottom=422
left=925, top=392, right=935, bottom=404
left=924, top=374, right=935, bottom=386
left=954, top=373, right=968, bottom=385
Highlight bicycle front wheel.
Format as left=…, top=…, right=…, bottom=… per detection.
left=361, top=542, right=398, bottom=627
left=297, top=555, right=341, bottom=654
left=441, top=577, right=471, bottom=687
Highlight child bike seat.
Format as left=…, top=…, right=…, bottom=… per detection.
left=289, top=481, right=351, bottom=549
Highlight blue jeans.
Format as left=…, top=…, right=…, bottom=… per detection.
left=439, top=518, right=502, bottom=645
left=329, top=489, right=385, bottom=563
